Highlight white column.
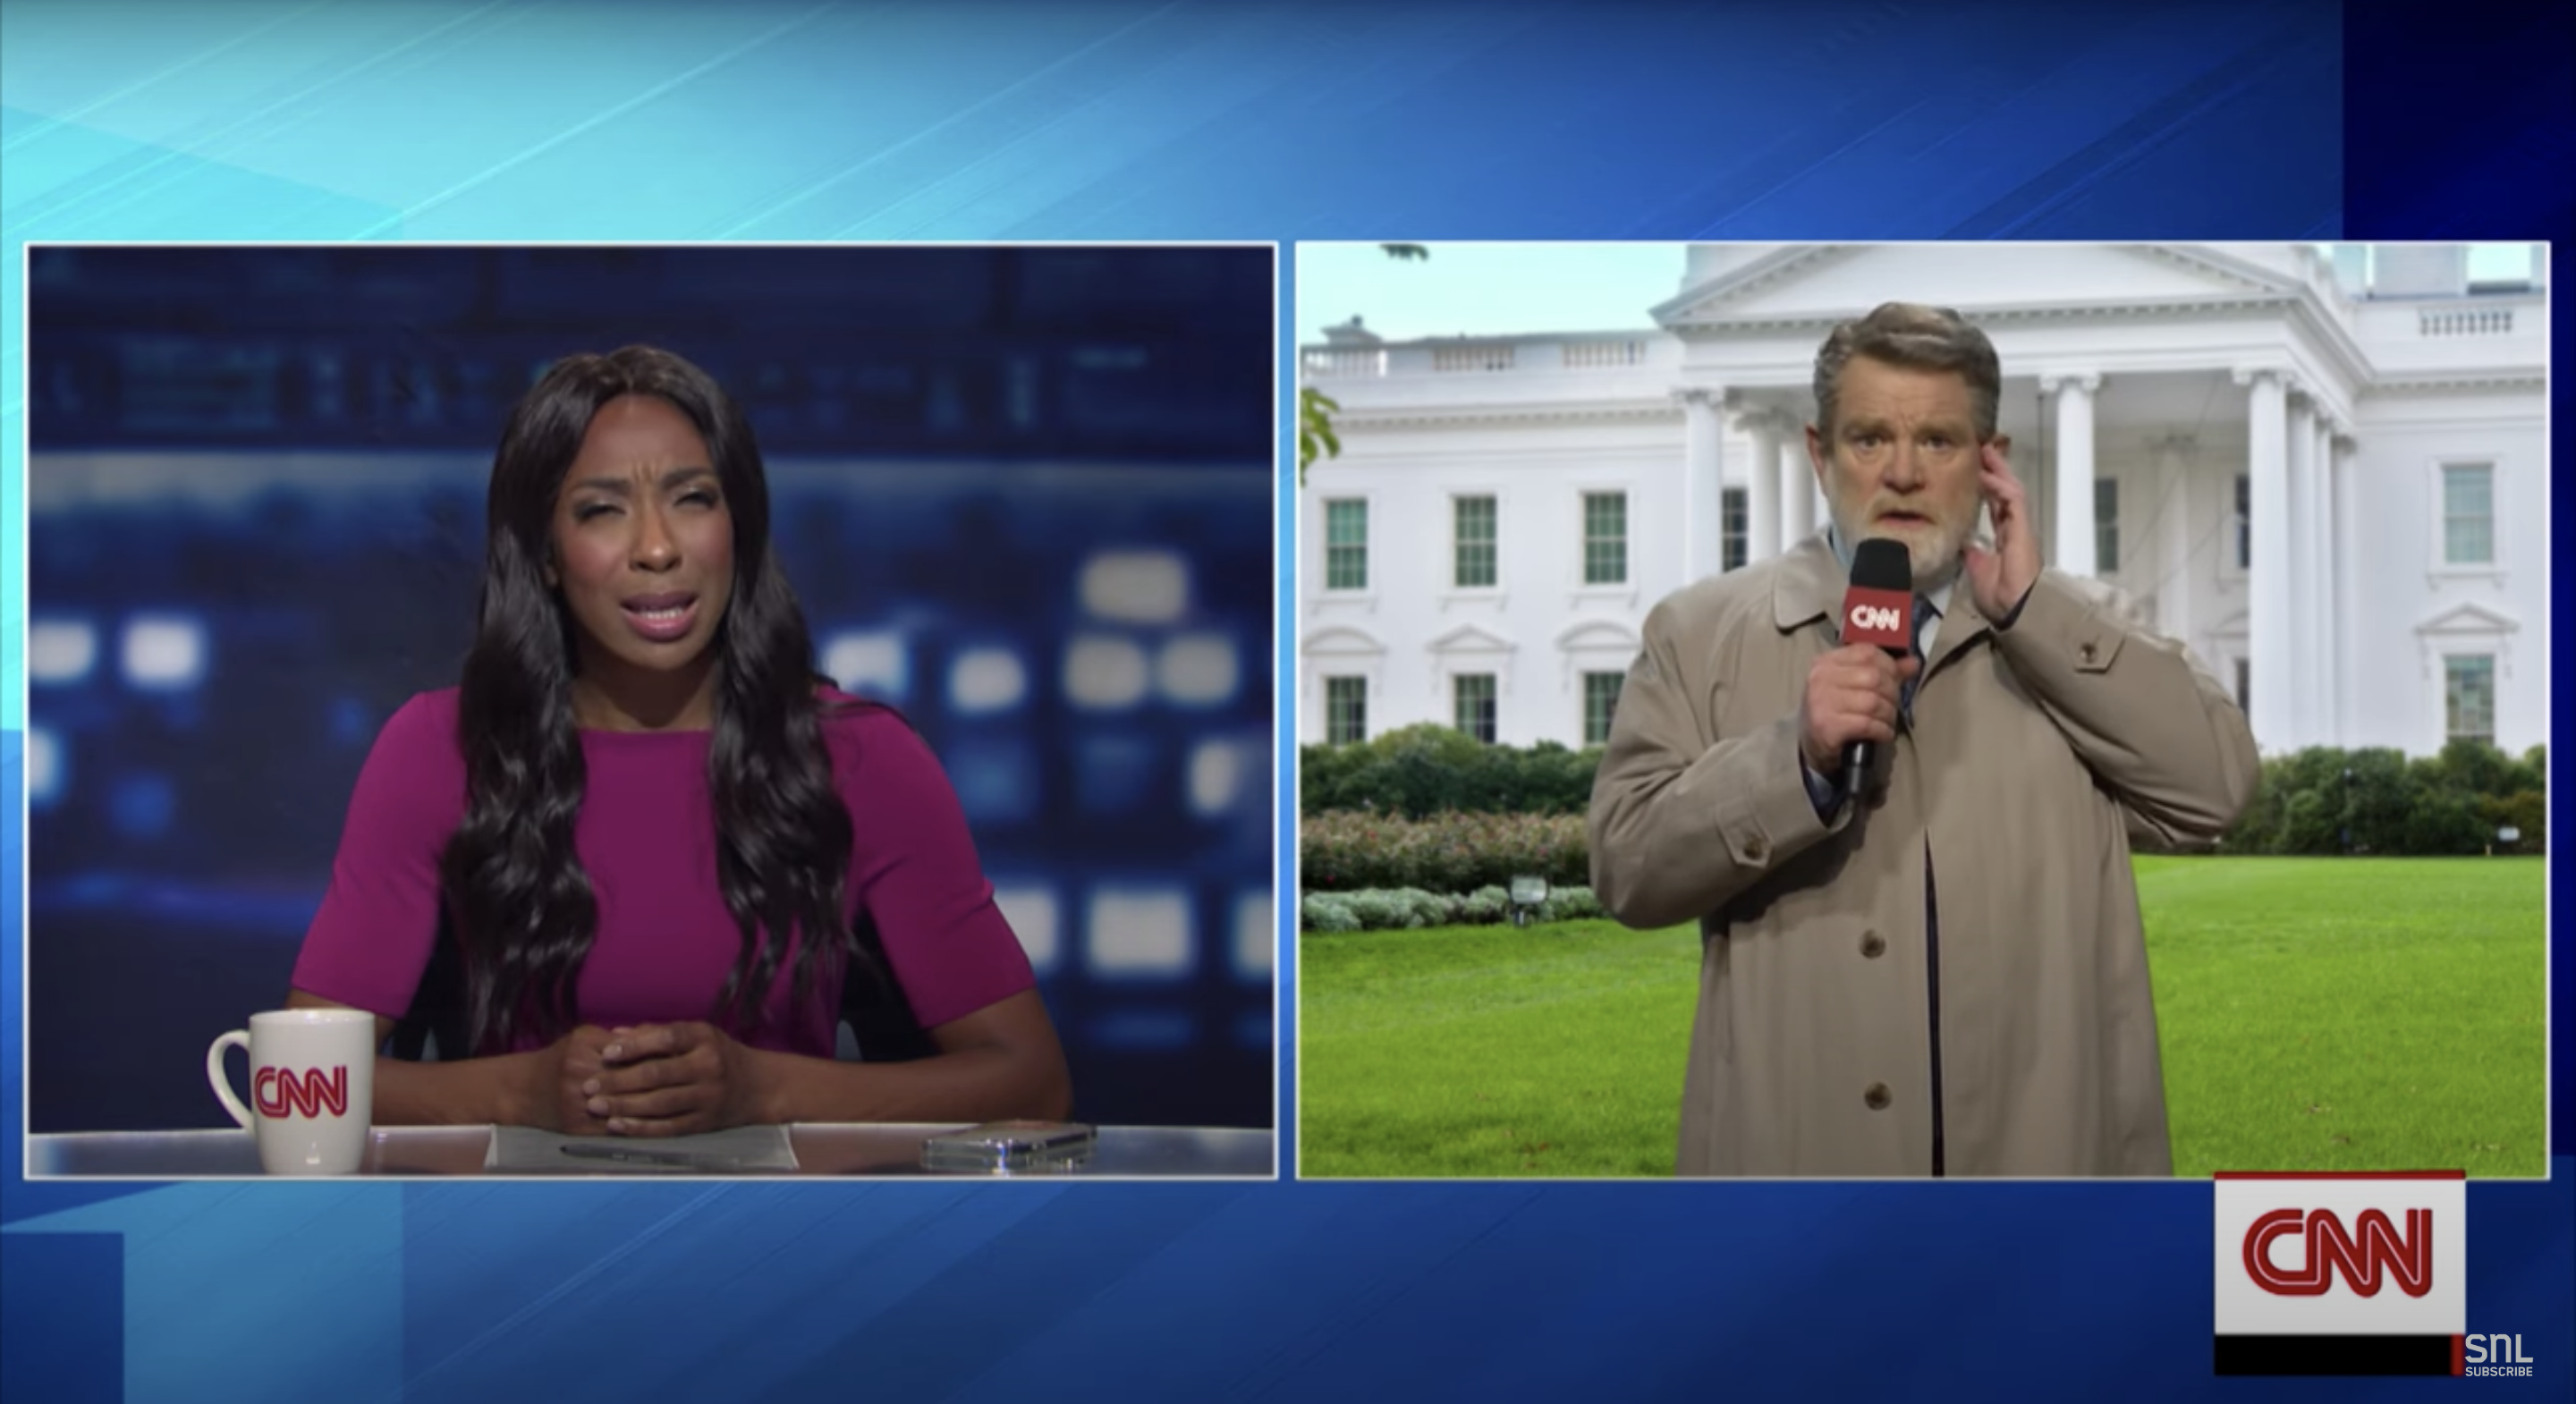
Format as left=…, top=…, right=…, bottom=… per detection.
left=1675, top=386, right=1725, bottom=580
left=2283, top=386, right=2317, bottom=748
left=2328, top=411, right=2349, bottom=741
left=2044, top=373, right=2101, bottom=578
left=2240, top=368, right=2291, bottom=754
left=1781, top=423, right=1818, bottom=546
left=2154, top=435, right=2195, bottom=646
left=1741, top=401, right=1781, bottom=563
left=1743, top=410, right=1784, bottom=564
left=2339, top=430, right=2360, bottom=741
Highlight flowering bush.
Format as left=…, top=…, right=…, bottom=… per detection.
left=1301, top=810, right=1589, bottom=893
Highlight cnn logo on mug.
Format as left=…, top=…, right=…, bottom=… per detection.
left=208, top=1009, right=377, bottom=1176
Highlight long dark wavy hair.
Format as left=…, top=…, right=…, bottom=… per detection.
left=441, top=345, right=858, bottom=1054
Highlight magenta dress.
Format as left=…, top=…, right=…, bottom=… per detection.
left=292, top=688, right=1035, bottom=1055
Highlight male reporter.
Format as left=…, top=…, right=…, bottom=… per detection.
left=1587, top=302, right=2257, bottom=1177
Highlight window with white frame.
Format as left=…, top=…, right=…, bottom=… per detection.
left=1583, top=491, right=1627, bottom=585
left=2445, top=654, right=2495, bottom=747
left=1453, top=672, right=1496, bottom=743
left=1325, top=676, right=1368, bottom=744
left=1583, top=671, right=1624, bottom=745
left=1722, top=487, right=1747, bottom=571
left=2442, top=463, right=2495, bottom=566
left=1325, top=499, right=1368, bottom=590
left=2095, top=478, right=2119, bottom=573
left=1453, top=495, right=1496, bottom=588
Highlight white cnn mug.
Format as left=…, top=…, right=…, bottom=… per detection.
left=206, top=1009, right=378, bottom=1176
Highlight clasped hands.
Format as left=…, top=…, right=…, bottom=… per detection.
left=543, top=1020, right=767, bottom=1137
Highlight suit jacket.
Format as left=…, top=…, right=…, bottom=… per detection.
left=1587, top=535, right=2257, bottom=1176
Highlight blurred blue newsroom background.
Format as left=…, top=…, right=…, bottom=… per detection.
left=26, top=245, right=1275, bottom=1133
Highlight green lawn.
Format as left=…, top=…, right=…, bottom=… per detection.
left=1298, top=858, right=2546, bottom=1179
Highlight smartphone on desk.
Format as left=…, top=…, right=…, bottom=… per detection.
left=919, top=1120, right=1096, bottom=1174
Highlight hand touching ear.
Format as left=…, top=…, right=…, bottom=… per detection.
left=1962, top=442, right=2040, bottom=621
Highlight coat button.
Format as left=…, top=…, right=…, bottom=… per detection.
left=2080, top=642, right=2097, bottom=663
left=1742, top=835, right=1767, bottom=862
left=1860, top=933, right=1886, bottom=959
left=1864, top=1083, right=1892, bottom=1110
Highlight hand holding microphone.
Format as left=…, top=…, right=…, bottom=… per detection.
left=1799, top=538, right=1918, bottom=780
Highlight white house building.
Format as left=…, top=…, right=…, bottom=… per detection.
left=1297, top=243, right=2547, bottom=760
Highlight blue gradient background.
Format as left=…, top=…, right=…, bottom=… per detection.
left=3, top=2, right=2569, bottom=1402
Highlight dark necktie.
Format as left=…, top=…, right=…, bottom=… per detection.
left=1901, top=597, right=1931, bottom=723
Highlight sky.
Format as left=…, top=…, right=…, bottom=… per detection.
left=1292, top=241, right=2545, bottom=344
left=1295, top=243, right=1690, bottom=343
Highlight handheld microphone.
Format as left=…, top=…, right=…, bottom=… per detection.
left=1838, top=537, right=1915, bottom=781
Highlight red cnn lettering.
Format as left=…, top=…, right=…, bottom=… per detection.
left=1839, top=586, right=1911, bottom=649
left=251, top=1066, right=348, bottom=1120
left=2243, top=1207, right=2434, bottom=1298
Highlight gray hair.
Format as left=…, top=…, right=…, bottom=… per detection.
left=1812, top=301, right=2002, bottom=441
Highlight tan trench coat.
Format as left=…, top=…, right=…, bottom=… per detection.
left=1589, top=536, right=2257, bottom=1177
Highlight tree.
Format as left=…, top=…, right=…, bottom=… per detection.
left=1297, top=386, right=1339, bottom=486
left=1298, top=244, right=1428, bottom=486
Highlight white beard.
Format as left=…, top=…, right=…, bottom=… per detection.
left=1831, top=504, right=1973, bottom=592
left=1908, top=534, right=1969, bottom=593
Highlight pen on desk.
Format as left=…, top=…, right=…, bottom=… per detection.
left=557, top=1143, right=724, bottom=1171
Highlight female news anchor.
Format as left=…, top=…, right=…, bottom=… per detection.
left=285, top=345, right=1072, bottom=1137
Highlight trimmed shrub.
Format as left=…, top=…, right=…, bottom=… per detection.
left=2219, top=741, right=2542, bottom=857
left=1459, top=885, right=1511, bottom=925
left=1343, top=890, right=1420, bottom=929
left=1308, top=738, right=2545, bottom=862
left=1538, top=886, right=1606, bottom=924
left=2341, top=749, right=2415, bottom=856
left=1303, top=893, right=1361, bottom=934
left=2402, top=785, right=2487, bottom=856
left=2480, top=791, right=2546, bottom=855
left=1300, top=884, right=1609, bottom=931
left=1301, top=810, right=1589, bottom=893
left=1300, top=724, right=1604, bottom=817
left=2280, top=789, right=2341, bottom=856
left=2434, top=737, right=2521, bottom=799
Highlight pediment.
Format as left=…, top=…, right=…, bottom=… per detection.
left=1654, top=243, right=2299, bottom=329
left=1427, top=623, right=1515, bottom=655
left=1555, top=618, right=1642, bottom=652
left=2416, top=602, right=2519, bottom=637
left=1301, top=625, right=1386, bottom=657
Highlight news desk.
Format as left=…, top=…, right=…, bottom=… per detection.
left=27, top=1125, right=1275, bottom=1179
